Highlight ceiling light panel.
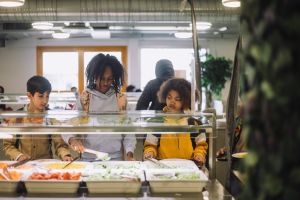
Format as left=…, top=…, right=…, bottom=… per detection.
left=0, top=0, right=24, bottom=7
left=219, top=26, right=228, bottom=31
left=52, top=32, right=70, bottom=39
left=32, top=22, right=54, bottom=30
left=190, top=22, right=212, bottom=31
left=222, top=0, right=241, bottom=8
left=91, top=30, right=111, bottom=39
left=174, top=31, right=192, bottom=39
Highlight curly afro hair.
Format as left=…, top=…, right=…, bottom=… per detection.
left=157, top=78, right=193, bottom=110
left=85, top=53, right=125, bottom=93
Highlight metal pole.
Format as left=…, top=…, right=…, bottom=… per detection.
left=188, top=0, right=202, bottom=112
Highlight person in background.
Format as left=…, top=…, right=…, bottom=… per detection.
left=0, top=85, right=5, bottom=110
left=126, top=85, right=136, bottom=92
left=62, top=53, right=136, bottom=161
left=65, top=86, right=78, bottom=110
left=0, top=85, right=12, bottom=111
left=143, top=78, right=208, bottom=166
left=70, top=86, right=77, bottom=93
left=70, top=86, right=78, bottom=97
left=136, top=59, right=174, bottom=110
left=3, top=76, right=72, bottom=161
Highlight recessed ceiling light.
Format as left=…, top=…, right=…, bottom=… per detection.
left=219, top=27, right=227, bottom=31
left=174, top=31, right=192, bottom=39
left=0, top=0, right=24, bottom=7
left=91, top=30, right=111, bottom=39
left=32, top=22, right=54, bottom=30
left=222, top=0, right=241, bottom=8
left=191, top=22, right=212, bottom=30
left=52, top=32, right=70, bottom=39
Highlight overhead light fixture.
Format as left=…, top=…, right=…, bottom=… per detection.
left=52, top=32, right=70, bottom=39
left=91, top=30, right=111, bottom=39
left=32, top=22, right=54, bottom=30
left=219, top=26, right=228, bottom=31
left=174, top=31, right=192, bottom=39
left=134, top=26, right=179, bottom=31
left=0, top=0, right=25, bottom=7
left=213, top=31, right=219, bottom=35
left=222, top=0, right=241, bottom=8
left=191, top=22, right=212, bottom=30
left=42, top=30, right=54, bottom=34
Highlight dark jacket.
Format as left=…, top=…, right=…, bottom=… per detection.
left=136, top=59, right=174, bottom=110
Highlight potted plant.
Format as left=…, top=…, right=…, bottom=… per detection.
left=201, top=54, right=232, bottom=109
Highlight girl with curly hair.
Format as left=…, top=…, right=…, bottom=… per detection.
left=143, top=78, right=208, bottom=165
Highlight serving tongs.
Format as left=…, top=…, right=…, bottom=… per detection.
left=62, top=152, right=82, bottom=169
left=119, top=174, right=141, bottom=182
left=84, top=148, right=110, bottom=161
left=0, top=170, right=10, bottom=180
left=146, top=157, right=172, bottom=169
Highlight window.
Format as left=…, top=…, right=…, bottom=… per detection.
left=37, top=46, right=127, bottom=92
left=140, top=48, right=208, bottom=89
left=43, top=52, right=78, bottom=91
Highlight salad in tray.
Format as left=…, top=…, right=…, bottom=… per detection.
left=86, top=168, right=141, bottom=182
left=149, top=171, right=201, bottom=180
left=93, top=161, right=141, bottom=170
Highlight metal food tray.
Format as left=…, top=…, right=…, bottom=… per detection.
left=85, top=167, right=144, bottom=194
left=0, top=162, right=25, bottom=194
left=92, top=161, right=141, bottom=170
left=24, top=180, right=80, bottom=194
left=0, top=180, right=19, bottom=193
left=145, top=169, right=208, bottom=193
left=23, top=168, right=82, bottom=194
left=86, top=180, right=141, bottom=194
left=40, top=161, right=91, bottom=172
left=142, top=159, right=200, bottom=170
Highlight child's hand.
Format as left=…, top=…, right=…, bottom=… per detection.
left=194, top=154, right=205, bottom=166
left=80, top=91, right=90, bottom=111
left=216, top=147, right=227, bottom=158
left=144, top=151, right=154, bottom=159
left=62, top=155, right=73, bottom=161
left=17, top=154, right=29, bottom=162
left=126, top=152, right=135, bottom=161
left=69, top=138, right=85, bottom=153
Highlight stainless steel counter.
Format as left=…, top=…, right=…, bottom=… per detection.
left=0, top=179, right=233, bottom=200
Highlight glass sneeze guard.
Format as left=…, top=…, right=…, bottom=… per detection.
left=0, top=110, right=213, bottom=135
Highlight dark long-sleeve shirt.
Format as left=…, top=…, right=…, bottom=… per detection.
left=136, top=78, right=167, bottom=110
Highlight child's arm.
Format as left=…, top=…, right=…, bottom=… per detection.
left=117, top=92, right=127, bottom=111
left=122, top=134, right=136, bottom=161
left=144, top=134, right=159, bottom=159
left=79, top=90, right=90, bottom=111
left=193, top=132, right=208, bottom=164
left=52, top=135, right=72, bottom=161
left=3, top=136, right=27, bottom=161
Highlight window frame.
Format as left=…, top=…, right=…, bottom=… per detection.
left=36, top=46, right=128, bottom=93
